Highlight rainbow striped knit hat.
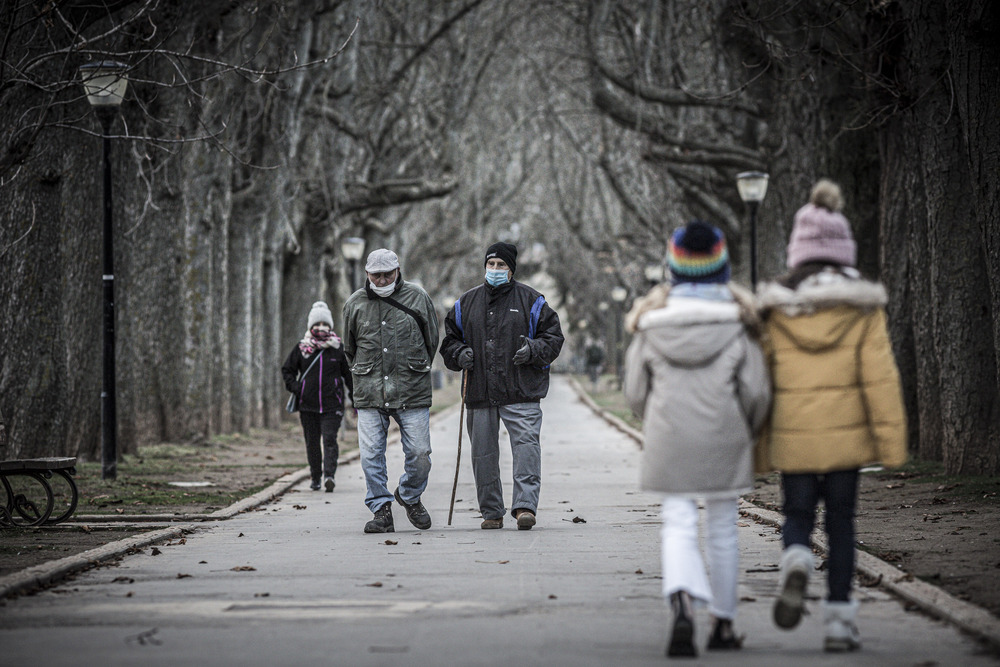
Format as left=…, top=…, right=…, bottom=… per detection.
left=667, top=221, right=731, bottom=284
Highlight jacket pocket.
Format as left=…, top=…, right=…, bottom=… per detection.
left=406, top=356, right=431, bottom=373
left=351, top=359, right=376, bottom=375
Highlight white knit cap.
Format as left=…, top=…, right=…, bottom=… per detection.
left=364, top=248, right=400, bottom=272
left=307, top=301, right=333, bottom=329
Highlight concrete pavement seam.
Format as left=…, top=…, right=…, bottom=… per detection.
left=566, top=375, right=1000, bottom=652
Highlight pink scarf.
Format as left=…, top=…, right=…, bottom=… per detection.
left=299, top=328, right=342, bottom=356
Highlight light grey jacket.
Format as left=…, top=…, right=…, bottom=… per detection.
left=623, top=290, right=771, bottom=497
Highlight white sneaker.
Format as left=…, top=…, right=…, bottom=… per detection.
left=823, top=600, right=861, bottom=651
left=773, top=544, right=813, bottom=629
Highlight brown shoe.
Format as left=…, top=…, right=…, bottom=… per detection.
left=514, top=509, right=536, bottom=530
left=481, top=517, right=504, bottom=529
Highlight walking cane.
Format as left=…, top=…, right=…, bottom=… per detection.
left=447, top=371, right=468, bottom=526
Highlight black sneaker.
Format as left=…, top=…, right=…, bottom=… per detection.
left=364, top=502, right=394, bottom=533
left=310, top=479, right=321, bottom=491
left=706, top=618, right=743, bottom=650
left=666, top=591, right=697, bottom=658
left=324, top=477, right=335, bottom=493
left=394, top=488, right=432, bottom=530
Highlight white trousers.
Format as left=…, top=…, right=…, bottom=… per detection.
left=660, top=495, right=739, bottom=619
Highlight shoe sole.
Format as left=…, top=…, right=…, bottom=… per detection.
left=824, top=638, right=860, bottom=652
left=324, top=479, right=335, bottom=492
left=516, top=512, right=536, bottom=530
left=667, top=617, right=697, bottom=657
left=394, top=489, right=432, bottom=530
left=773, top=569, right=808, bottom=629
left=363, top=525, right=394, bottom=534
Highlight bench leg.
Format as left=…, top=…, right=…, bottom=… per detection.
left=1, top=472, right=54, bottom=527
left=44, top=468, right=79, bottom=524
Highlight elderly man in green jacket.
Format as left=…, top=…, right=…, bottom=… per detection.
left=343, top=248, right=439, bottom=533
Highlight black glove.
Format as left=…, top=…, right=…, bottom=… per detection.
left=513, top=336, right=531, bottom=365
left=458, top=347, right=475, bottom=370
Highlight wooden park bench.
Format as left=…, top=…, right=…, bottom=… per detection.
left=0, top=458, right=79, bottom=528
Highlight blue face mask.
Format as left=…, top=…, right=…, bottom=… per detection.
left=485, top=269, right=510, bottom=286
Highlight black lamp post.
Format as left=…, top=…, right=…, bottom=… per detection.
left=736, top=171, right=770, bottom=290
left=80, top=61, right=129, bottom=481
left=341, top=236, right=366, bottom=291
left=611, top=286, right=628, bottom=383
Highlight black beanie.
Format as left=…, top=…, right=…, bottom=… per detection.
left=485, top=242, right=517, bottom=274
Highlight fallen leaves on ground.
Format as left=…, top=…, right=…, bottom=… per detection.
left=231, top=565, right=256, bottom=572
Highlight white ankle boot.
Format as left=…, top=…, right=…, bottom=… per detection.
left=773, top=544, right=813, bottom=629
left=823, top=599, right=861, bottom=651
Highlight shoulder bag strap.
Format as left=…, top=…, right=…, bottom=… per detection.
left=381, top=296, right=431, bottom=353
left=300, top=350, right=322, bottom=381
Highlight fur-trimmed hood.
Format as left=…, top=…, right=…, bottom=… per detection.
left=758, top=270, right=889, bottom=353
left=625, top=282, right=762, bottom=336
left=626, top=283, right=762, bottom=367
left=757, top=269, right=887, bottom=316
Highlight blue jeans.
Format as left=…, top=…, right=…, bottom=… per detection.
left=357, top=407, right=432, bottom=513
left=781, top=469, right=859, bottom=602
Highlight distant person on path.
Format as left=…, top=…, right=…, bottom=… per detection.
left=584, top=337, right=605, bottom=388
left=439, top=242, right=564, bottom=530
left=281, top=301, right=353, bottom=492
left=343, top=249, right=439, bottom=534
left=623, top=221, right=771, bottom=658
left=756, top=179, right=907, bottom=652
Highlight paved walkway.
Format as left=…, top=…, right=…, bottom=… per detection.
left=0, top=377, right=996, bottom=666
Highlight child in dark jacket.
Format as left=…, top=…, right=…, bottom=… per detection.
left=281, top=301, right=353, bottom=491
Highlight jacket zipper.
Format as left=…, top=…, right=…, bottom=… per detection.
left=318, top=352, right=324, bottom=413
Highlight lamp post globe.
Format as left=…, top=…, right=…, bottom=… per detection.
left=340, top=236, right=365, bottom=291
left=644, top=263, right=664, bottom=285
left=80, top=61, right=128, bottom=480
left=736, top=171, right=769, bottom=289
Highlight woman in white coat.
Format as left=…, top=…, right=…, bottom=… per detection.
left=624, top=221, right=771, bottom=658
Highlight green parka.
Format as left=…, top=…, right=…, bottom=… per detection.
left=342, top=275, right=439, bottom=410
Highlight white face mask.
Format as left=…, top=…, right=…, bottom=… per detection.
left=370, top=281, right=395, bottom=297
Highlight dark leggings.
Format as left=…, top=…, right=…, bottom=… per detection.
left=781, top=469, right=859, bottom=602
left=299, top=411, right=342, bottom=482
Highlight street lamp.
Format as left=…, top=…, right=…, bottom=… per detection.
left=736, top=171, right=769, bottom=289
left=610, top=286, right=628, bottom=383
left=340, top=236, right=365, bottom=291
left=80, top=60, right=129, bottom=481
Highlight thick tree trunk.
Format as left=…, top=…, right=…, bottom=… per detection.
left=879, top=0, right=999, bottom=474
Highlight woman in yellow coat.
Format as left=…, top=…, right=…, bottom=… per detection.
left=756, top=179, right=907, bottom=653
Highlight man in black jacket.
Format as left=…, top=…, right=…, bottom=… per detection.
left=439, top=242, right=564, bottom=530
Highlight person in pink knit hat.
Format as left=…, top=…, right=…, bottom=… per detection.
left=756, top=179, right=908, bottom=653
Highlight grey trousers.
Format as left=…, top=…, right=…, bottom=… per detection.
left=466, top=402, right=542, bottom=520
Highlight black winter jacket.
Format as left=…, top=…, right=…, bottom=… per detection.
left=281, top=343, right=354, bottom=414
left=439, top=280, right=564, bottom=409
